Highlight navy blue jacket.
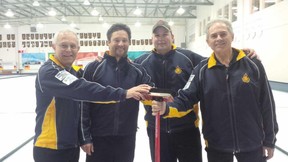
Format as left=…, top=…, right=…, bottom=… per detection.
left=166, top=48, right=278, bottom=152
left=34, top=55, right=127, bottom=150
left=134, top=45, right=204, bottom=133
left=79, top=53, right=154, bottom=145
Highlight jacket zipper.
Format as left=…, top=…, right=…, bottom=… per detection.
left=162, top=59, right=167, bottom=88
left=226, top=67, right=240, bottom=153
left=113, top=65, right=120, bottom=135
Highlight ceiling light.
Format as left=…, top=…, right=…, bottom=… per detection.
left=5, top=9, right=14, bottom=17
left=102, top=22, right=109, bottom=28
left=61, top=16, right=67, bottom=22
left=70, top=22, right=77, bottom=28
left=253, top=6, right=259, bottom=11
left=4, top=23, right=11, bottom=29
left=99, top=15, right=104, bottom=22
left=133, top=7, right=142, bottom=16
left=135, top=21, right=141, bottom=27
left=32, top=1, right=40, bottom=6
left=168, top=20, right=174, bottom=26
left=83, top=0, right=90, bottom=6
left=48, top=8, right=57, bottom=16
left=91, top=8, right=99, bottom=16
left=176, top=6, right=185, bottom=15
left=36, top=22, right=44, bottom=28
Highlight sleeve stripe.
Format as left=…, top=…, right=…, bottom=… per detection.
left=164, top=107, right=193, bottom=118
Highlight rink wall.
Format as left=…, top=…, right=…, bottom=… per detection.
left=187, top=0, right=288, bottom=83
left=0, top=24, right=185, bottom=73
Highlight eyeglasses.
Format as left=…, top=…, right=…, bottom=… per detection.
left=58, top=44, right=79, bottom=50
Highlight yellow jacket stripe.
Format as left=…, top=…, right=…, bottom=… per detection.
left=208, top=50, right=246, bottom=69
left=165, top=107, right=193, bottom=118
left=35, top=98, right=58, bottom=149
left=166, top=104, right=200, bottom=128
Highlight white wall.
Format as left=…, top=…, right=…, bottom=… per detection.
left=241, top=1, right=288, bottom=83
left=187, top=0, right=288, bottom=83
left=0, top=29, right=18, bottom=66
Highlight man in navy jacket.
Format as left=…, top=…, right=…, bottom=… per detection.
left=152, top=19, right=278, bottom=162
left=135, top=20, right=259, bottom=162
left=79, top=23, right=154, bottom=162
left=33, top=29, right=150, bottom=162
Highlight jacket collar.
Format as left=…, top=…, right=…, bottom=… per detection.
left=152, top=44, right=177, bottom=58
left=49, top=54, right=81, bottom=72
left=49, top=54, right=65, bottom=68
left=103, top=51, right=129, bottom=68
left=207, top=48, right=246, bottom=69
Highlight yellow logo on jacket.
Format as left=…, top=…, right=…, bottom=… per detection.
left=242, top=73, right=250, bottom=83
left=175, top=66, right=182, bottom=74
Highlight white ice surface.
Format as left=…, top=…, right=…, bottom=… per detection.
left=0, top=75, right=287, bottom=162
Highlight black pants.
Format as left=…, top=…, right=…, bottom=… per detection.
left=147, top=127, right=202, bottom=162
left=206, top=147, right=267, bottom=162
left=33, top=146, right=80, bottom=162
left=86, top=134, right=136, bottom=162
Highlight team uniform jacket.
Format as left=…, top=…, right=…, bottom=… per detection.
left=34, top=55, right=127, bottom=150
left=79, top=53, right=154, bottom=145
left=166, top=48, right=278, bottom=152
left=134, top=45, right=204, bottom=133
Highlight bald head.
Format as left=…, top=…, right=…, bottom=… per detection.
left=52, top=29, right=80, bottom=46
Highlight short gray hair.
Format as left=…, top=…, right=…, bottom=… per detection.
left=205, top=18, right=234, bottom=39
left=52, top=29, right=79, bottom=45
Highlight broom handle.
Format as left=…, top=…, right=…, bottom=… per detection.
left=155, top=112, right=160, bottom=162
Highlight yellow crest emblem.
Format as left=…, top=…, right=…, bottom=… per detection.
left=175, top=66, right=182, bottom=74
left=242, top=73, right=250, bottom=83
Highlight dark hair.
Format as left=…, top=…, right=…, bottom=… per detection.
left=106, top=23, right=131, bottom=41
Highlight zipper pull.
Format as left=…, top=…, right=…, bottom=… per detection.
left=226, top=68, right=229, bottom=80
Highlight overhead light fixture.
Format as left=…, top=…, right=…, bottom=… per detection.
left=48, top=8, right=57, bottom=16
left=176, top=6, right=185, bottom=15
left=5, top=9, right=14, bottom=17
left=168, top=20, right=174, bottom=26
left=133, top=7, right=142, bottom=16
left=135, top=21, right=141, bottom=27
left=4, top=23, right=11, bottom=29
left=253, top=6, right=259, bottom=11
left=70, top=22, right=77, bottom=28
left=99, top=15, right=104, bottom=22
left=83, top=0, right=90, bottom=6
left=36, top=22, right=44, bottom=28
left=102, top=22, right=109, bottom=28
left=33, top=1, right=40, bottom=6
left=91, top=8, right=99, bottom=16
left=61, top=16, right=67, bottom=22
